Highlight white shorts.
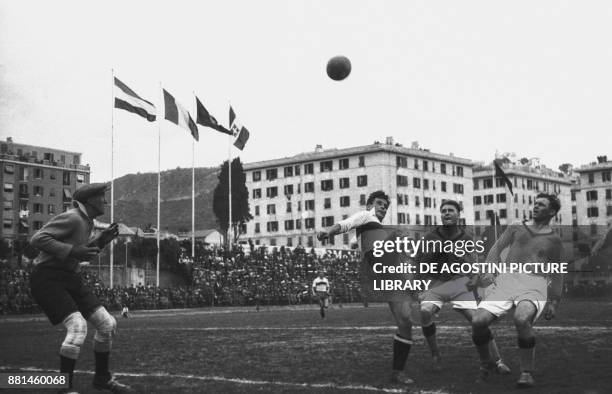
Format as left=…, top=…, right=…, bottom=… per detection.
left=419, top=276, right=478, bottom=310
left=478, top=273, right=548, bottom=321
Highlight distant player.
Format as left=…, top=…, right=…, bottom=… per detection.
left=312, top=271, right=330, bottom=318
left=121, top=306, right=130, bottom=318
left=416, top=200, right=510, bottom=374
left=29, top=183, right=132, bottom=393
left=317, top=190, right=416, bottom=385
left=471, top=193, right=564, bottom=388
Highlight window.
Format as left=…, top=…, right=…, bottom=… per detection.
left=33, top=203, right=43, bottom=214
left=252, top=171, right=261, bottom=181
left=588, top=173, right=595, bottom=184
left=398, top=213, right=406, bottom=224
left=423, top=161, right=429, bottom=172
left=255, top=206, right=260, bottom=216
left=305, top=200, right=315, bottom=210
left=606, top=189, right=612, bottom=200
left=295, top=219, right=302, bottom=230
left=496, top=193, right=506, bottom=203
left=33, top=168, right=43, bottom=179
left=603, top=171, right=611, bottom=182
left=285, top=220, right=294, bottom=230
left=267, top=221, right=279, bottom=232
left=3, top=200, right=13, bottom=210
left=49, top=171, right=56, bottom=180
left=304, top=163, right=314, bottom=174
left=423, top=179, right=429, bottom=190
left=415, top=214, right=421, bottom=225
left=587, top=207, right=599, bottom=217
left=4, top=218, right=13, bottom=229
left=304, top=182, right=314, bottom=193
left=33, top=186, right=43, bottom=196
left=358, top=156, right=365, bottom=167
left=441, top=181, right=447, bottom=192
left=63, top=171, right=71, bottom=185
left=483, top=179, right=493, bottom=189
left=474, top=196, right=482, bottom=205
left=360, top=194, right=366, bottom=206
left=415, top=196, right=420, bottom=207
left=453, top=183, right=464, bottom=194
left=284, top=184, right=293, bottom=196
left=357, top=175, right=368, bottom=187
left=440, top=163, right=447, bottom=174
left=340, top=196, right=350, bottom=207
left=397, top=175, right=408, bottom=186
left=484, top=195, right=494, bottom=205
left=571, top=206, right=576, bottom=214
left=252, top=188, right=262, bottom=199
left=475, top=211, right=480, bottom=221
left=396, top=156, right=407, bottom=168
left=284, top=166, right=293, bottom=177
left=473, top=179, right=479, bottom=190
left=456, top=166, right=464, bottom=177
left=4, top=183, right=13, bottom=192
left=286, top=202, right=292, bottom=213
left=424, top=215, right=432, bottom=225
left=297, top=201, right=301, bottom=211
left=339, top=158, right=349, bottom=170
left=516, top=209, right=519, bottom=218
left=305, top=218, right=315, bottom=229
left=343, top=233, right=349, bottom=245
left=607, top=206, right=612, bottom=216
left=500, top=209, right=507, bottom=218
left=324, top=198, right=331, bottom=209
left=255, top=223, right=260, bottom=233
left=339, top=178, right=350, bottom=189
left=424, top=197, right=432, bottom=208
left=266, top=169, right=278, bottom=180
left=76, top=173, right=85, bottom=183
left=413, top=178, right=421, bottom=189
left=267, top=204, right=276, bottom=214
left=294, top=165, right=301, bottom=175
left=286, top=237, right=293, bottom=247
left=527, top=180, right=534, bottom=190
left=586, top=190, right=598, bottom=201
left=48, top=204, right=55, bottom=214
left=266, top=187, right=279, bottom=198
left=4, top=164, right=14, bottom=174
left=322, top=216, right=334, bottom=227
left=397, top=194, right=404, bottom=205
left=321, top=179, right=333, bottom=191
left=320, top=161, right=333, bottom=172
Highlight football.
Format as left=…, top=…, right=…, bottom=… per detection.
left=326, top=56, right=352, bottom=81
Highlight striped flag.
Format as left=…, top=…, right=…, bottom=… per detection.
left=163, top=89, right=199, bottom=141
left=493, top=159, right=514, bottom=195
left=229, top=106, right=250, bottom=150
left=114, top=77, right=156, bottom=121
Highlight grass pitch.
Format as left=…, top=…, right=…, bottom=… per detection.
left=1, top=300, right=611, bottom=393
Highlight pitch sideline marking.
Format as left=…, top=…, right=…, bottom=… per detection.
left=122, top=325, right=612, bottom=332
left=0, top=366, right=450, bottom=394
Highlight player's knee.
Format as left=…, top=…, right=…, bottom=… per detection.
left=90, top=308, right=117, bottom=349
left=472, top=328, right=492, bottom=346
left=421, top=322, right=436, bottom=338
left=471, top=313, right=490, bottom=332
left=513, top=313, right=532, bottom=330
left=60, top=312, right=88, bottom=359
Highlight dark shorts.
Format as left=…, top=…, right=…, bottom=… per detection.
left=30, top=266, right=101, bottom=325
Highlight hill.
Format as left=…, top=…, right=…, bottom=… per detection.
left=99, top=167, right=221, bottom=233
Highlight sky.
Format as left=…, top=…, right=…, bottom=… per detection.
left=1, top=0, right=611, bottom=182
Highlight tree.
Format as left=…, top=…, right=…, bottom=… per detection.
left=558, top=163, right=573, bottom=175
left=212, top=157, right=253, bottom=244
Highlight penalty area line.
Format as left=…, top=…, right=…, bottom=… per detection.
left=0, top=366, right=426, bottom=393
left=122, top=325, right=612, bottom=332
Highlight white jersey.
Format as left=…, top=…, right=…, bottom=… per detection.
left=336, top=207, right=382, bottom=248
left=312, top=277, right=330, bottom=292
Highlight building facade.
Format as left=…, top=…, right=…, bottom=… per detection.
left=572, top=158, right=612, bottom=227
left=1, top=137, right=91, bottom=245
left=243, top=138, right=474, bottom=249
left=472, top=162, right=572, bottom=228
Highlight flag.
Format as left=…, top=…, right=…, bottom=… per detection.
left=233, top=126, right=250, bottom=150
left=114, top=77, right=156, bottom=121
left=195, top=97, right=232, bottom=135
left=494, top=159, right=514, bottom=195
left=163, top=89, right=199, bottom=141
left=229, top=106, right=250, bottom=150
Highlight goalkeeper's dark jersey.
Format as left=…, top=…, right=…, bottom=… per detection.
left=416, top=226, right=476, bottom=282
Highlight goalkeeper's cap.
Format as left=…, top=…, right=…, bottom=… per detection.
left=73, top=183, right=110, bottom=203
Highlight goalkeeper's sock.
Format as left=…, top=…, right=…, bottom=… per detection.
left=60, top=355, right=76, bottom=388
left=518, top=337, right=535, bottom=372
left=94, top=351, right=111, bottom=380
left=392, top=334, right=412, bottom=371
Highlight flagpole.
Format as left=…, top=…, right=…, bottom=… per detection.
left=228, top=134, right=232, bottom=248
left=110, top=68, right=115, bottom=289
left=191, top=91, right=196, bottom=258
left=156, top=82, right=162, bottom=288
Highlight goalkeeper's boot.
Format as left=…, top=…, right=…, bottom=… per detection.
left=495, top=359, right=511, bottom=375
left=390, top=370, right=414, bottom=385
left=93, top=374, right=133, bottom=393
left=516, top=371, right=535, bottom=388
left=476, top=361, right=497, bottom=383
